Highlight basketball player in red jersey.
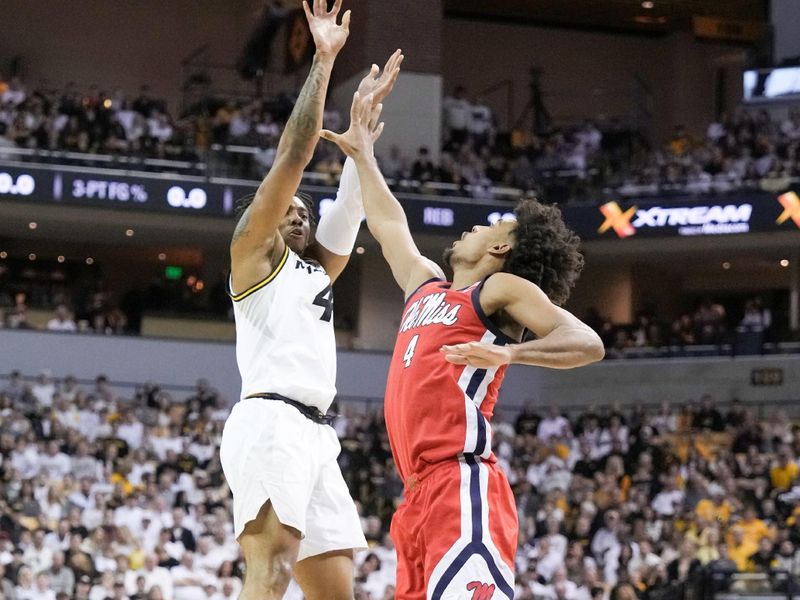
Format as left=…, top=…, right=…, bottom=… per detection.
left=321, top=81, right=604, bottom=598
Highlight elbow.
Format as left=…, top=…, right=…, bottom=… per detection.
left=585, top=336, right=605, bottom=363
left=589, top=341, right=606, bottom=363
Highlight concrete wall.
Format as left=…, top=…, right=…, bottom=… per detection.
left=567, top=262, right=634, bottom=324
left=332, top=71, right=443, bottom=163
left=441, top=21, right=745, bottom=139
left=1, top=1, right=746, bottom=142
left=2, top=329, right=797, bottom=412
left=771, top=0, right=800, bottom=64
left=0, top=0, right=264, bottom=111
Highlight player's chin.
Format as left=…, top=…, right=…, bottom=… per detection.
left=442, top=246, right=455, bottom=267
left=284, top=233, right=309, bottom=254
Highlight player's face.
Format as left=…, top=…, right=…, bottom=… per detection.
left=278, top=197, right=312, bottom=254
left=443, top=219, right=517, bottom=267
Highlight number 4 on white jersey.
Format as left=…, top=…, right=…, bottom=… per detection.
left=403, top=334, right=419, bottom=368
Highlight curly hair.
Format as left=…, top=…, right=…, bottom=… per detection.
left=233, top=191, right=317, bottom=229
left=501, top=198, right=584, bottom=306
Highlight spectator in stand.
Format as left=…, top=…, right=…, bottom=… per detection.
left=739, top=297, right=772, bottom=333
left=442, top=85, right=471, bottom=147
left=46, top=304, right=78, bottom=333
left=380, top=145, right=408, bottom=181
left=1, top=77, right=27, bottom=107
left=410, top=146, right=436, bottom=182
left=468, top=97, right=494, bottom=150
left=693, top=395, right=725, bottom=431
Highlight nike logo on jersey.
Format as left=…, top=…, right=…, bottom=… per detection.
left=294, top=259, right=325, bottom=275
left=400, top=292, right=461, bottom=333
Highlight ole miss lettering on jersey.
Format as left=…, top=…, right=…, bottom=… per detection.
left=400, top=291, right=462, bottom=332
left=384, top=278, right=517, bottom=483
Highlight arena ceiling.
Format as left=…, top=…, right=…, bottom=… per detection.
left=443, top=0, right=769, bottom=35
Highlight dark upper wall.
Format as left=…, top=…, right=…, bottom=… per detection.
left=0, top=0, right=284, bottom=112
left=1, top=2, right=746, bottom=140
left=441, top=19, right=746, bottom=141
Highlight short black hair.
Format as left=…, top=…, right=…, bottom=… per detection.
left=234, top=191, right=316, bottom=229
left=502, top=198, right=583, bottom=306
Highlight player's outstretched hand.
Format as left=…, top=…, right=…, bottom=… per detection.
left=303, top=0, right=351, bottom=57
left=357, top=50, right=404, bottom=105
left=440, top=342, right=513, bottom=368
left=320, top=91, right=384, bottom=158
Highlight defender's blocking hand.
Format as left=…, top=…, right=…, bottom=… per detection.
left=320, top=91, right=385, bottom=157
left=357, top=50, right=404, bottom=105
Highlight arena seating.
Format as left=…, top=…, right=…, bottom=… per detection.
left=2, top=77, right=799, bottom=203
left=2, top=370, right=800, bottom=600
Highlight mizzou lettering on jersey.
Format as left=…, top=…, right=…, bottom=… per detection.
left=467, top=581, right=496, bottom=600
left=294, top=257, right=325, bottom=275
left=400, top=291, right=462, bottom=333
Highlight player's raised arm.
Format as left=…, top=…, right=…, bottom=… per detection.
left=441, top=272, right=605, bottom=369
left=306, top=51, right=405, bottom=283
left=231, top=0, right=350, bottom=289
left=320, top=58, right=445, bottom=297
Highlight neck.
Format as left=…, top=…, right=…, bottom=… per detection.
left=450, top=264, right=498, bottom=290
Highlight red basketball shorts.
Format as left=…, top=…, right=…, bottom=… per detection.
left=390, top=456, right=518, bottom=600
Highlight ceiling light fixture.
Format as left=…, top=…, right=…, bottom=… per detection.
left=86, top=257, right=94, bottom=265
left=126, top=229, right=135, bottom=237
left=57, top=256, right=65, bottom=263
left=28, top=253, right=37, bottom=261
left=28, top=222, right=38, bottom=230
left=642, top=1, right=654, bottom=8
left=158, top=253, right=167, bottom=261
left=722, top=262, right=731, bottom=270
left=780, top=259, right=790, bottom=267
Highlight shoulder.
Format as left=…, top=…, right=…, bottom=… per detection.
left=480, top=272, right=547, bottom=311
left=404, top=257, right=446, bottom=299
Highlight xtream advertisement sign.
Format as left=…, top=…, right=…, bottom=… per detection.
left=598, top=201, right=753, bottom=238
left=561, top=192, right=800, bottom=240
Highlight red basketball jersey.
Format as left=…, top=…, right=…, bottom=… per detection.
left=384, top=278, right=516, bottom=482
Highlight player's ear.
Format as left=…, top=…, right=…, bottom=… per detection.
left=488, top=242, right=512, bottom=259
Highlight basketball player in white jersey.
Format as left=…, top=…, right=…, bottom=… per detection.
left=219, top=2, right=402, bottom=599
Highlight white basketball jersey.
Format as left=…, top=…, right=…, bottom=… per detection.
left=229, top=246, right=337, bottom=413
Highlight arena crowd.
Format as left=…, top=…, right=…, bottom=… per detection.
left=2, top=76, right=799, bottom=202
left=1, top=370, right=800, bottom=599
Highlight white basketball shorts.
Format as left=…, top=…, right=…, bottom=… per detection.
left=220, top=398, right=367, bottom=561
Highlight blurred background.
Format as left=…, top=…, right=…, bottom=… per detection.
left=1, top=1, right=800, bottom=599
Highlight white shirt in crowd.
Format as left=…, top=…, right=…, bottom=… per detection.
left=125, top=565, right=173, bottom=600
left=537, top=415, right=571, bottom=441
left=118, top=420, right=144, bottom=448
left=32, top=380, right=56, bottom=407
left=46, top=318, right=77, bottom=332
left=443, top=96, right=471, bottom=131
left=651, top=488, right=685, bottom=517
left=39, top=451, right=72, bottom=480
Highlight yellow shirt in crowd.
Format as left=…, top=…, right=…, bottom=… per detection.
left=771, top=462, right=799, bottom=490
left=729, top=539, right=759, bottom=572
left=695, top=498, right=732, bottom=525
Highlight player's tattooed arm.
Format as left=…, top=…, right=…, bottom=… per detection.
left=230, top=205, right=252, bottom=244
left=230, top=0, right=350, bottom=288
left=280, top=55, right=332, bottom=163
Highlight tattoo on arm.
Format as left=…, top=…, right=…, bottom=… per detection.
left=283, top=56, right=331, bottom=162
left=231, top=208, right=252, bottom=244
